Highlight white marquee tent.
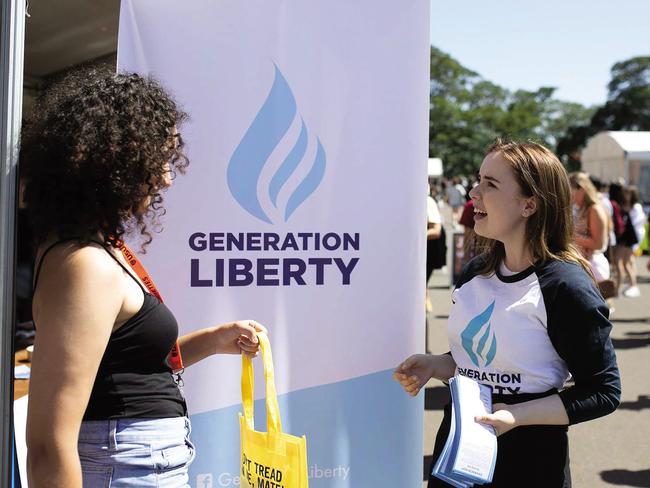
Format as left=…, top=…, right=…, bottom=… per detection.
left=582, top=131, right=650, bottom=203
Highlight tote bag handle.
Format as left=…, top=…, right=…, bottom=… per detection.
left=241, top=332, right=282, bottom=435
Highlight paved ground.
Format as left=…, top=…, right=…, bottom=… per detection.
left=422, top=248, right=650, bottom=488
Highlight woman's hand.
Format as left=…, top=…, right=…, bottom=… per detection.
left=213, top=320, right=268, bottom=358
left=476, top=395, right=569, bottom=435
left=392, top=354, right=437, bottom=396
left=475, top=402, right=518, bottom=436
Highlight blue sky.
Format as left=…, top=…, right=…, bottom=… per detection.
left=430, top=0, right=650, bottom=107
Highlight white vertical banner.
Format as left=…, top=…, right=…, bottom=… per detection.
left=118, top=1, right=429, bottom=486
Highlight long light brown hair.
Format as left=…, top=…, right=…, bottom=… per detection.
left=569, top=172, right=600, bottom=211
left=569, top=171, right=610, bottom=241
left=475, top=140, right=592, bottom=278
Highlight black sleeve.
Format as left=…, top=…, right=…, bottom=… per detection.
left=452, top=254, right=487, bottom=298
left=545, top=265, right=621, bottom=425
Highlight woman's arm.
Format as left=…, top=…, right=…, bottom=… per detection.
left=575, top=205, right=606, bottom=251
left=551, top=276, right=621, bottom=425
left=476, top=394, right=569, bottom=436
left=178, top=320, right=267, bottom=367
left=393, top=353, right=457, bottom=396
left=27, top=246, right=123, bottom=488
left=481, top=267, right=621, bottom=435
left=427, top=222, right=442, bottom=240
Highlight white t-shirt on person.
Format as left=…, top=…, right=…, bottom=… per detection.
left=427, top=196, right=442, bottom=225
left=447, top=256, right=619, bottom=425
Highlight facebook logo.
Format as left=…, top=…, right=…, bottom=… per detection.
left=196, top=474, right=213, bottom=488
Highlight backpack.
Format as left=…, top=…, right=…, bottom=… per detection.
left=620, top=212, right=639, bottom=247
left=612, top=201, right=625, bottom=239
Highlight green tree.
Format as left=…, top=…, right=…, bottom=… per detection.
left=428, top=46, right=593, bottom=177
left=556, top=56, right=650, bottom=168
left=429, top=46, right=492, bottom=176
left=608, top=56, right=650, bottom=117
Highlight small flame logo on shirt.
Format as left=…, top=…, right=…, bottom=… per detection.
left=461, top=300, right=497, bottom=367
left=227, top=64, right=326, bottom=224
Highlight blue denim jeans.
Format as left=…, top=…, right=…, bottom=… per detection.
left=78, top=417, right=195, bottom=487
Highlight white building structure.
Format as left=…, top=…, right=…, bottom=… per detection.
left=582, top=131, right=650, bottom=203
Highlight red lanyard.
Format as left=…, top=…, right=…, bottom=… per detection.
left=118, top=242, right=184, bottom=373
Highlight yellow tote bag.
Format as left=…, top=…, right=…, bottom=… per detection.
left=240, top=332, right=309, bottom=488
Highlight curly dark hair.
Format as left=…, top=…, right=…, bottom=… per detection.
left=20, top=66, right=189, bottom=250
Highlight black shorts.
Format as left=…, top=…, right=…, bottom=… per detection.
left=428, top=394, right=571, bottom=488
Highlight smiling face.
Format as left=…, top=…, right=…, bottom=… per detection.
left=469, top=151, right=536, bottom=244
left=466, top=140, right=585, bottom=278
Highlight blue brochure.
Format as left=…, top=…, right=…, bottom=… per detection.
left=432, top=375, right=498, bottom=487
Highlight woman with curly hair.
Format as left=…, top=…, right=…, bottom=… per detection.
left=21, top=67, right=266, bottom=488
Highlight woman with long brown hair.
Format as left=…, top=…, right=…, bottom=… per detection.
left=394, top=141, right=620, bottom=487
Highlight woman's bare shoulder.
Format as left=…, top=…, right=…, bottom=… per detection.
left=589, top=203, right=607, bottom=220
left=35, top=240, right=123, bottom=293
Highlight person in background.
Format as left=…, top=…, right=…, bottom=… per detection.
left=613, top=187, right=642, bottom=297
left=587, top=177, right=618, bottom=306
left=445, top=177, right=467, bottom=223
left=624, top=186, right=647, bottom=297
left=608, top=183, right=625, bottom=289
left=591, top=178, right=616, bottom=250
left=427, top=187, right=444, bottom=281
left=458, top=199, right=480, bottom=266
left=426, top=188, right=446, bottom=313
left=569, top=173, right=612, bottom=287
left=395, top=140, right=620, bottom=487
left=629, top=186, right=647, bottom=255
left=21, top=68, right=267, bottom=488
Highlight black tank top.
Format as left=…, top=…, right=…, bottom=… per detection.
left=33, top=240, right=187, bottom=420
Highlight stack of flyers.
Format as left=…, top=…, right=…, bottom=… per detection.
left=432, top=375, right=498, bottom=487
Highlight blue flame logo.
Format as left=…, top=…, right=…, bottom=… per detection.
left=461, top=300, right=497, bottom=368
left=227, top=65, right=326, bottom=224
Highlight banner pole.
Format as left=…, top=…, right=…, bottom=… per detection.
left=1, top=0, right=25, bottom=485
